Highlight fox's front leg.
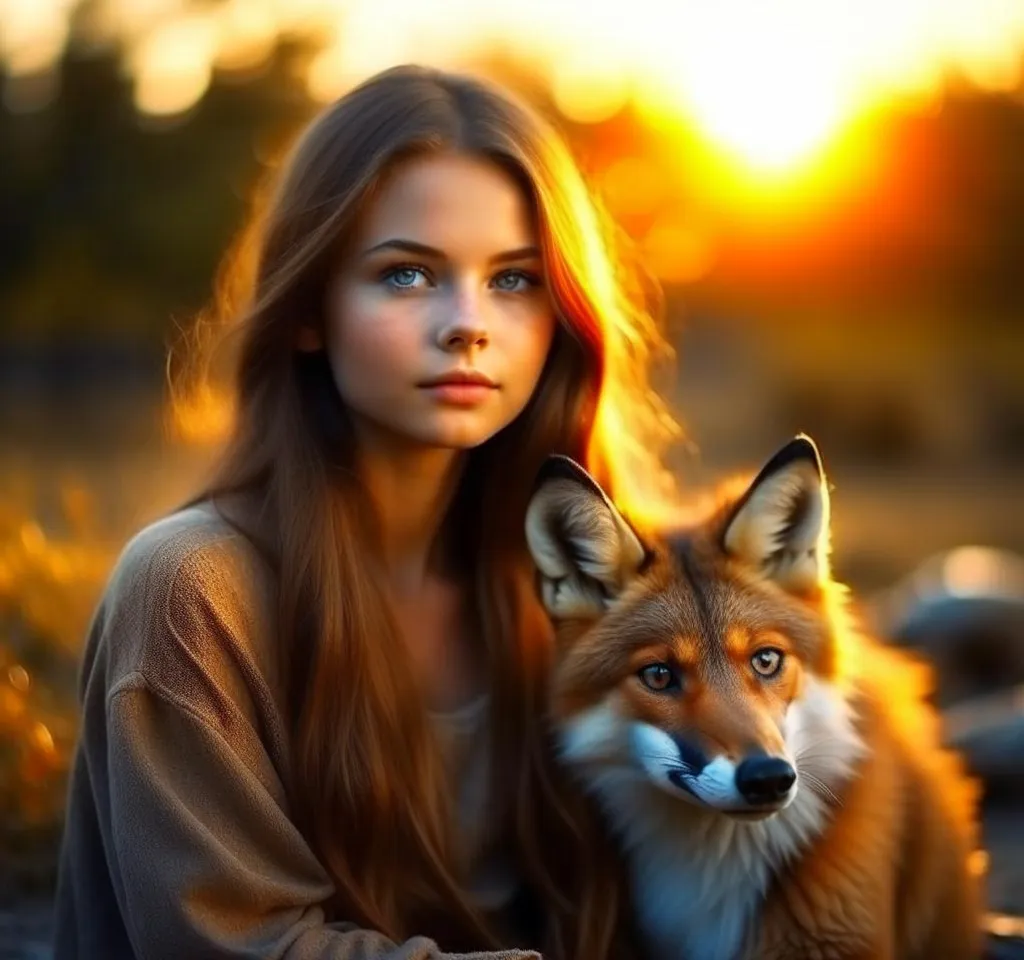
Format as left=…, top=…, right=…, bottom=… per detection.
left=752, top=936, right=894, bottom=960
left=750, top=916, right=896, bottom=960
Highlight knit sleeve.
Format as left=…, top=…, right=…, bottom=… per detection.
left=104, top=675, right=538, bottom=960
left=54, top=502, right=540, bottom=960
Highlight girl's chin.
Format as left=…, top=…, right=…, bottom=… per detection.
left=409, top=415, right=517, bottom=451
left=347, top=410, right=512, bottom=454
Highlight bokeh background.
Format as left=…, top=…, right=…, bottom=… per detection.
left=1, top=0, right=1023, bottom=955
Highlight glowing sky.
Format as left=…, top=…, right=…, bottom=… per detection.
left=3, top=0, right=1023, bottom=172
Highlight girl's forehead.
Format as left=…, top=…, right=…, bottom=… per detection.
left=354, top=153, right=538, bottom=256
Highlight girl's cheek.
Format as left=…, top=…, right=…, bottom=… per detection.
left=330, top=287, right=420, bottom=357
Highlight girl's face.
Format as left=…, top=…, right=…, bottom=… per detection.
left=309, top=152, right=557, bottom=452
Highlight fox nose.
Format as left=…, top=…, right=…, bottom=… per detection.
left=735, top=756, right=796, bottom=804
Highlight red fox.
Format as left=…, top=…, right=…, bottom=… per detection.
left=525, top=436, right=983, bottom=960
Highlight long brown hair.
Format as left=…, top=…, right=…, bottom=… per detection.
left=170, top=64, right=679, bottom=958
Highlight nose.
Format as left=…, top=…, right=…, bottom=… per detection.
left=734, top=756, right=796, bottom=805
left=438, top=322, right=488, bottom=351
left=437, top=292, right=488, bottom=352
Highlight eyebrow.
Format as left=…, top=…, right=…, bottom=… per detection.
left=361, top=238, right=541, bottom=264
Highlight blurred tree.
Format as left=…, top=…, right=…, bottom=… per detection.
left=2, top=31, right=1024, bottom=351
left=0, top=28, right=317, bottom=350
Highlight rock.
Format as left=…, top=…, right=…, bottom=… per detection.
left=944, top=688, right=1024, bottom=794
left=870, top=546, right=1024, bottom=709
left=987, top=933, right=1024, bottom=960
left=0, top=900, right=52, bottom=960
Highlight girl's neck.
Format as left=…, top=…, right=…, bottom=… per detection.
left=355, top=433, right=466, bottom=595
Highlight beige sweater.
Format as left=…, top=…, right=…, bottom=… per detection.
left=51, top=500, right=541, bottom=960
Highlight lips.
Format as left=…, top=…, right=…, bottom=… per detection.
left=418, top=369, right=497, bottom=389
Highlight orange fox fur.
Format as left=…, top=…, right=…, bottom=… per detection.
left=525, top=436, right=983, bottom=960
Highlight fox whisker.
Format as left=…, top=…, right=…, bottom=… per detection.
left=799, top=771, right=842, bottom=807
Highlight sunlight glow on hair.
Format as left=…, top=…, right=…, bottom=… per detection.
left=529, top=132, right=684, bottom=528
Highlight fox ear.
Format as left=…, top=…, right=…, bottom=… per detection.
left=722, top=435, right=831, bottom=593
left=525, top=456, right=648, bottom=620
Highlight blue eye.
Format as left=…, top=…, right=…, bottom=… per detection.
left=382, top=266, right=431, bottom=291
left=491, top=269, right=540, bottom=293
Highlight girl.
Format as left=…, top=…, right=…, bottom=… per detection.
left=52, top=64, right=679, bottom=960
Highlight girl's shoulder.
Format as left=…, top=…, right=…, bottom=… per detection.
left=89, top=496, right=282, bottom=730
left=107, top=496, right=271, bottom=632
left=114, top=498, right=244, bottom=586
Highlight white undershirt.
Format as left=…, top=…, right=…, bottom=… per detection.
left=431, top=696, right=520, bottom=912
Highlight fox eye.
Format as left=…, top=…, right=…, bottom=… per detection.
left=751, top=648, right=784, bottom=677
left=638, top=663, right=679, bottom=692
